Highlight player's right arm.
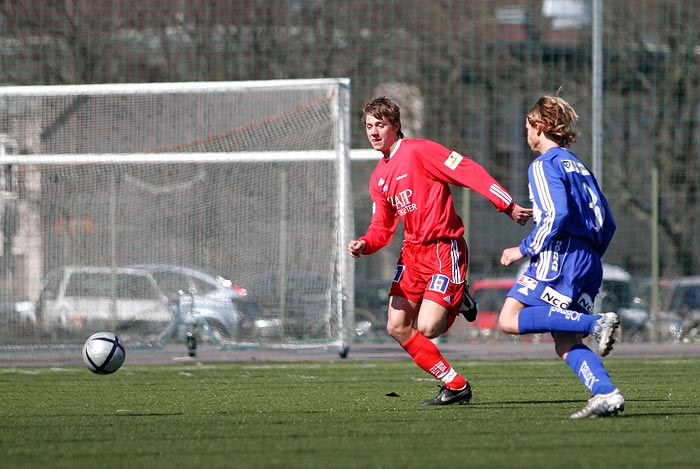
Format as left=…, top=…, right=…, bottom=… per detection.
left=347, top=239, right=366, bottom=258
left=519, top=158, right=568, bottom=257
left=358, top=197, right=399, bottom=256
left=353, top=177, right=399, bottom=257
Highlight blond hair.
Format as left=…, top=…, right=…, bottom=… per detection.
left=527, top=95, right=579, bottom=147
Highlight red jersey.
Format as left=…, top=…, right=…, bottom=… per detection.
left=360, top=138, right=514, bottom=255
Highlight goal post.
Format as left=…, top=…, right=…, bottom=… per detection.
left=0, top=79, right=356, bottom=358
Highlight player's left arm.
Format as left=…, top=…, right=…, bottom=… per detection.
left=503, top=203, right=532, bottom=226
left=422, top=142, right=530, bottom=221
left=593, top=188, right=617, bottom=257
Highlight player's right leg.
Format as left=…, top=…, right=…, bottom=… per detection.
left=420, top=382, right=473, bottom=406
left=556, top=334, right=625, bottom=419
left=592, top=312, right=619, bottom=356
left=570, top=388, right=625, bottom=419
left=388, top=241, right=472, bottom=406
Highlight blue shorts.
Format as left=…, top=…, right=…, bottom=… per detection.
left=507, top=237, right=603, bottom=315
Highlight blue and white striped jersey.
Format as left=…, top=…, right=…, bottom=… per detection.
left=520, top=146, right=615, bottom=259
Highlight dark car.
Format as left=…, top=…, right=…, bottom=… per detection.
left=593, top=264, right=652, bottom=342
left=236, top=270, right=336, bottom=339
left=354, top=279, right=390, bottom=338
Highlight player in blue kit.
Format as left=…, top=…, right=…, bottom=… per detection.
left=497, top=94, right=625, bottom=419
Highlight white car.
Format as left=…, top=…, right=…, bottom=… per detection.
left=31, top=266, right=171, bottom=332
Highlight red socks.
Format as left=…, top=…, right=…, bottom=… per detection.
left=401, top=331, right=467, bottom=390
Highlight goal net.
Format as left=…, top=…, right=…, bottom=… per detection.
left=0, top=79, right=356, bottom=361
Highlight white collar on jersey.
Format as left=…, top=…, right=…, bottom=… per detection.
left=385, top=138, right=403, bottom=160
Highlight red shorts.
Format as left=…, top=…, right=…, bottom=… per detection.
left=389, top=238, right=468, bottom=319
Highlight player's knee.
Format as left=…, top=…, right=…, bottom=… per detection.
left=496, top=315, right=507, bottom=333
left=497, top=299, right=524, bottom=334
left=386, top=322, right=412, bottom=343
left=417, top=323, right=442, bottom=339
left=497, top=313, right=519, bottom=334
left=553, top=333, right=584, bottom=358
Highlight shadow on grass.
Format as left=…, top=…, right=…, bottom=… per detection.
left=473, top=399, right=581, bottom=405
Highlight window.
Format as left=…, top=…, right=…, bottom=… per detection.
left=63, top=271, right=160, bottom=300
left=542, top=0, right=591, bottom=29
left=118, top=274, right=160, bottom=300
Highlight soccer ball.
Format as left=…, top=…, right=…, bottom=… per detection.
left=82, top=332, right=126, bottom=374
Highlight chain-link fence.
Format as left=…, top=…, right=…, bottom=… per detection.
left=1, top=1, right=699, bottom=342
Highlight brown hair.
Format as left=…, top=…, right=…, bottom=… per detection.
left=526, top=95, right=579, bottom=147
left=362, top=96, right=404, bottom=139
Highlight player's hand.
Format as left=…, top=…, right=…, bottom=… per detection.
left=509, top=204, right=532, bottom=226
left=500, top=246, right=524, bottom=266
left=347, top=239, right=366, bottom=258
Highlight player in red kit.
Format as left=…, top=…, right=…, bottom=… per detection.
left=348, top=96, right=531, bottom=405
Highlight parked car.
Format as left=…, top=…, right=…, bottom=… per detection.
left=354, top=279, right=390, bottom=338
left=128, top=264, right=281, bottom=342
left=28, top=265, right=172, bottom=334
left=237, top=270, right=374, bottom=340
left=0, top=298, right=34, bottom=341
left=468, top=278, right=514, bottom=341
left=237, top=270, right=336, bottom=339
left=595, top=264, right=652, bottom=342
left=658, top=276, right=700, bottom=342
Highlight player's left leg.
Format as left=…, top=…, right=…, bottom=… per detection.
left=461, top=285, right=478, bottom=322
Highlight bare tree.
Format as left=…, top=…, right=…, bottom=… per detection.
left=605, top=0, right=700, bottom=275
left=1, top=0, right=698, bottom=276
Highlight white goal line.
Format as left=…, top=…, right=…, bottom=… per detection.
left=0, top=150, right=379, bottom=165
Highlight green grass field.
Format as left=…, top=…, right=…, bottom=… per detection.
left=1, top=356, right=699, bottom=468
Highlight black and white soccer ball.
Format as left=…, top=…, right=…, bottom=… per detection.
left=82, top=332, right=126, bottom=374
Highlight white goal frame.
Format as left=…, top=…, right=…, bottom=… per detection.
left=0, top=79, right=356, bottom=357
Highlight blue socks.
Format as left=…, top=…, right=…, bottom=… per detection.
left=565, top=344, right=616, bottom=394
left=517, top=305, right=597, bottom=334
left=516, top=306, right=616, bottom=395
